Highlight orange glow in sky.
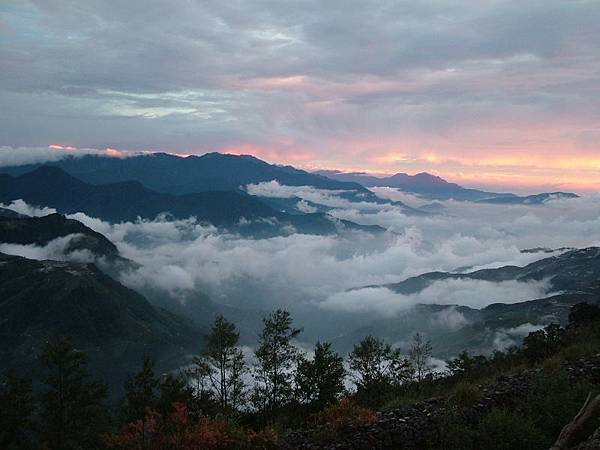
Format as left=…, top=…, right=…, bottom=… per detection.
left=46, top=142, right=600, bottom=194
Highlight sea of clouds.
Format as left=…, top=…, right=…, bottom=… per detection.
left=2, top=180, right=600, bottom=346
left=0, top=159, right=600, bottom=358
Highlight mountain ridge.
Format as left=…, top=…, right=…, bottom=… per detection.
left=332, top=247, right=600, bottom=357
left=0, top=152, right=371, bottom=195
left=0, top=166, right=385, bottom=237
left=315, top=169, right=578, bottom=203
left=0, top=252, right=204, bottom=391
left=0, top=212, right=120, bottom=259
left=373, top=247, right=600, bottom=295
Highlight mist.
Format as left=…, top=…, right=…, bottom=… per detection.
left=3, top=184, right=600, bottom=351
left=0, top=234, right=96, bottom=263
left=0, top=145, right=129, bottom=167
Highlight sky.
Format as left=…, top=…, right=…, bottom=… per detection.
left=1, top=0, right=599, bottom=192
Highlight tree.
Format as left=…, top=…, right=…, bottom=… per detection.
left=185, top=355, right=216, bottom=415
left=295, top=341, right=346, bottom=410
left=252, top=309, right=302, bottom=415
left=447, top=351, right=487, bottom=378
left=123, top=356, right=160, bottom=449
left=196, top=315, right=247, bottom=414
left=348, top=335, right=412, bottom=405
left=38, top=334, right=109, bottom=450
left=568, top=302, right=600, bottom=327
left=523, top=323, right=564, bottom=362
left=0, top=372, right=36, bottom=450
left=157, top=373, right=195, bottom=416
left=124, top=356, right=159, bottom=423
left=409, top=333, right=433, bottom=382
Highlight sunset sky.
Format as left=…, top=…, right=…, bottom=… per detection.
left=1, top=1, right=599, bottom=193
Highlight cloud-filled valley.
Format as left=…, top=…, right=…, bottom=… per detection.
left=3, top=179, right=600, bottom=352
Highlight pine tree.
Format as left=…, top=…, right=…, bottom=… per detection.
left=196, top=315, right=247, bottom=414
left=157, top=373, right=195, bottom=416
left=38, top=334, right=109, bottom=450
left=122, top=355, right=160, bottom=450
left=252, top=309, right=301, bottom=416
left=295, top=341, right=346, bottom=410
left=124, top=355, right=159, bottom=422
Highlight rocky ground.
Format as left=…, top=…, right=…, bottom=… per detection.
left=282, top=354, right=600, bottom=450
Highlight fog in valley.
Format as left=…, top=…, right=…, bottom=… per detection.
left=3, top=182, right=600, bottom=358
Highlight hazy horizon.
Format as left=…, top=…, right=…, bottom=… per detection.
left=0, top=145, right=595, bottom=196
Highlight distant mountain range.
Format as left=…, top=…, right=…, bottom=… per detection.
left=0, top=152, right=430, bottom=215
left=0, top=152, right=369, bottom=195
left=0, top=151, right=575, bottom=204
left=316, top=170, right=578, bottom=203
left=0, top=166, right=384, bottom=237
left=333, top=293, right=597, bottom=358
left=334, top=248, right=600, bottom=357
left=374, top=247, right=600, bottom=295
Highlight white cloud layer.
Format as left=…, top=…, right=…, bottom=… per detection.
left=3, top=184, right=599, bottom=340
left=0, top=234, right=95, bottom=263
left=429, top=307, right=470, bottom=331
left=319, top=279, right=550, bottom=317
left=0, top=146, right=129, bottom=167
left=493, top=323, right=546, bottom=351
left=246, top=180, right=367, bottom=209
left=1, top=199, right=57, bottom=217
left=63, top=187, right=600, bottom=318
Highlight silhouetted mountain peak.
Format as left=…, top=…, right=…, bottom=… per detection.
left=199, top=152, right=264, bottom=164
left=24, top=165, right=85, bottom=184
left=413, top=172, right=447, bottom=182
left=0, top=151, right=370, bottom=195
left=147, top=151, right=180, bottom=159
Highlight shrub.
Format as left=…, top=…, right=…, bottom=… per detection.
left=193, top=418, right=232, bottom=450
left=244, top=427, right=279, bottom=449
left=431, top=414, right=476, bottom=450
left=317, top=398, right=377, bottom=433
left=568, top=302, right=600, bottom=326
left=476, top=408, right=546, bottom=450
left=381, top=395, right=420, bottom=410
left=523, top=324, right=564, bottom=362
left=521, top=370, right=595, bottom=443
left=451, top=381, right=482, bottom=408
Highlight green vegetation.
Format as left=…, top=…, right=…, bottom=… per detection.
left=195, top=315, right=247, bottom=414
left=0, top=252, right=203, bottom=393
left=349, top=335, right=413, bottom=406
left=1, top=302, right=600, bottom=449
left=251, top=309, right=302, bottom=419
left=295, top=341, right=346, bottom=411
